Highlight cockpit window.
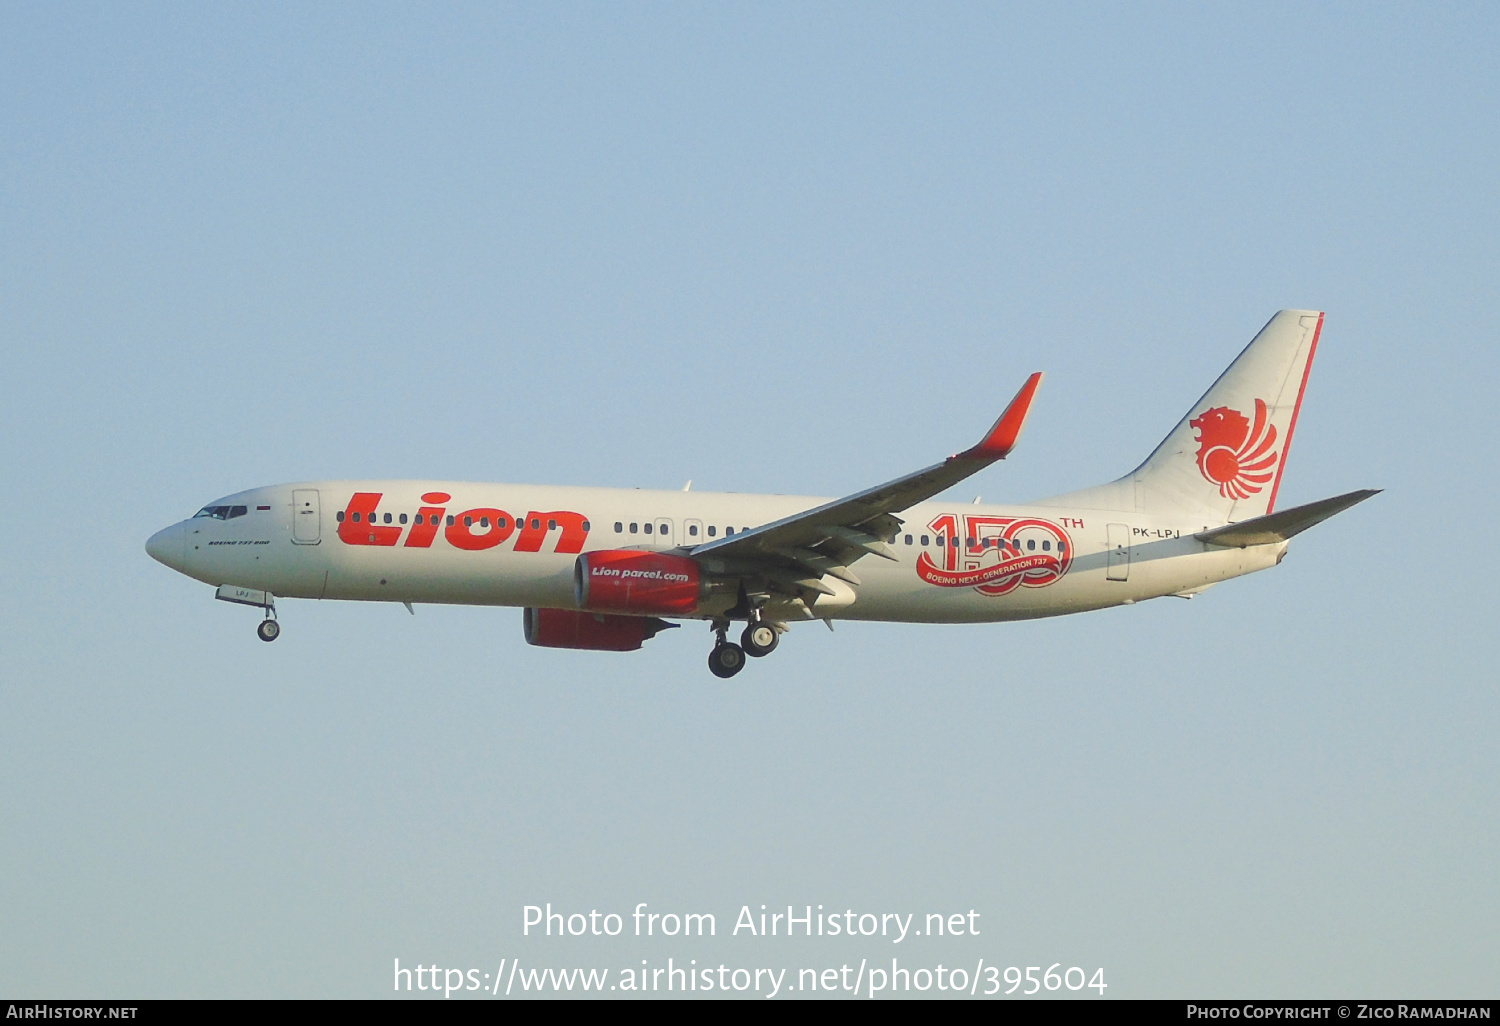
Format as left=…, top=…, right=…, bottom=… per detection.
left=193, top=505, right=247, bottom=520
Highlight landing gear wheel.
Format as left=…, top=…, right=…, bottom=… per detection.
left=257, top=619, right=281, bottom=643
left=742, top=622, right=778, bottom=657
left=708, top=643, right=745, bottom=678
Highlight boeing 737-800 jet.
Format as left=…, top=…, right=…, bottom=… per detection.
left=146, top=310, right=1376, bottom=677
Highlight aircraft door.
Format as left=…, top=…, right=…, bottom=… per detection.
left=1106, top=523, right=1129, bottom=581
left=292, top=489, right=321, bottom=544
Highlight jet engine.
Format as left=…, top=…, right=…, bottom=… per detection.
left=522, top=607, right=675, bottom=652
left=573, top=550, right=707, bottom=616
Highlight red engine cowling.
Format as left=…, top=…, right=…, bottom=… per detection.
left=573, top=550, right=705, bottom=615
left=522, top=607, right=673, bottom=652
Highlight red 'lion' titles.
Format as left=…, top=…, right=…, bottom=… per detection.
left=337, top=493, right=589, bottom=554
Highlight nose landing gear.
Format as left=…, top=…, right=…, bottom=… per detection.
left=214, top=585, right=280, bottom=643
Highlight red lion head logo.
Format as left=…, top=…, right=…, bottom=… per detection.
left=1190, top=398, right=1279, bottom=499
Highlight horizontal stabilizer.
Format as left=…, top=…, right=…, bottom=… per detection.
left=1197, top=489, right=1380, bottom=548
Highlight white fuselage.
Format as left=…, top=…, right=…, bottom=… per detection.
left=146, top=480, right=1285, bottom=624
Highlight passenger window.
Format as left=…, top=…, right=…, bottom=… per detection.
left=498, top=517, right=508, bottom=529
left=480, top=516, right=489, bottom=528
left=644, top=523, right=653, bottom=534
left=464, top=516, right=473, bottom=527
left=530, top=519, right=540, bottom=530
left=548, top=519, right=557, bottom=530
left=336, top=511, right=345, bottom=522
left=726, top=527, right=735, bottom=536
left=399, top=513, right=408, bottom=524
left=581, top=521, right=590, bottom=532
left=920, top=535, right=929, bottom=545
left=1027, top=539, right=1036, bottom=550
left=629, top=523, right=638, bottom=534
left=708, top=526, right=717, bottom=537
left=689, top=525, right=699, bottom=537
left=446, top=516, right=455, bottom=526
left=967, top=537, right=975, bottom=547
left=352, top=512, right=362, bottom=523
left=1042, top=540, right=1051, bottom=551
left=383, top=513, right=392, bottom=524
left=615, top=522, right=623, bottom=533
left=904, top=535, right=912, bottom=545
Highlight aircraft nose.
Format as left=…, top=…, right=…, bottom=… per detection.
left=145, top=522, right=187, bottom=571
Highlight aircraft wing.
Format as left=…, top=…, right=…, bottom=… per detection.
left=689, top=373, right=1043, bottom=591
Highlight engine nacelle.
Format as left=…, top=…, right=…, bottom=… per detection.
left=522, top=607, right=673, bottom=652
left=573, top=550, right=706, bottom=616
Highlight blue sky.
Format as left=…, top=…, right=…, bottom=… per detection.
left=1, top=2, right=1496, bottom=997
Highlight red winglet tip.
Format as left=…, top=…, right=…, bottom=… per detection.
left=960, top=371, right=1043, bottom=460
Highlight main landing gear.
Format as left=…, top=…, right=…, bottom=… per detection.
left=256, top=618, right=281, bottom=643
left=708, top=638, right=745, bottom=678
left=707, top=618, right=745, bottom=678
left=741, top=621, right=778, bottom=657
left=707, top=615, right=781, bottom=678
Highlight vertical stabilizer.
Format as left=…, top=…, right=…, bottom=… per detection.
left=1038, top=310, right=1323, bottom=522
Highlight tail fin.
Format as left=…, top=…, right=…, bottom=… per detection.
left=1040, top=310, right=1324, bottom=522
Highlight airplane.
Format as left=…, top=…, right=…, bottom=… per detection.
left=146, top=310, right=1376, bottom=678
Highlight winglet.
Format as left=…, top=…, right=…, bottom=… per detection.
left=956, top=372, right=1044, bottom=460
